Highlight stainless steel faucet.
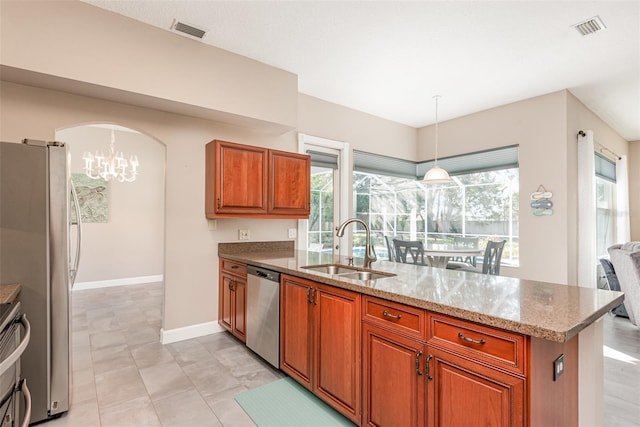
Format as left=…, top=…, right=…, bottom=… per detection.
left=336, top=218, right=377, bottom=268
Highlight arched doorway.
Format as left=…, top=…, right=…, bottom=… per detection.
left=56, top=123, right=166, bottom=326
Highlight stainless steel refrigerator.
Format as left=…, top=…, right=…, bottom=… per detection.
left=0, top=139, right=81, bottom=424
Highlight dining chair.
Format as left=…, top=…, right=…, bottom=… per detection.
left=447, top=240, right=506, bottom=275
left=393, top=239, right=427, bottom=265
left=453, top=236, right=479, bottom=266
left=384, top=236, right=398, bottom=262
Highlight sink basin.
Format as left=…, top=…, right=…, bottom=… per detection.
left=338, top=271, right=396, bottom=281
left=301, top=264, right=360, bottom=275
left=301, top=264, right=396, bottom=281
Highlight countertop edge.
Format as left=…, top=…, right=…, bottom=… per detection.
left=219, top=252, right=623, bottom=343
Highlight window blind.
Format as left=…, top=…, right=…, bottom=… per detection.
left=416, top=145, right=519, bottom=177
left=595, top=152, right=616, bottom=182
left=354, top=145, right=519, bottom=180
left=307, top=150, right=338, bottom=169
left=353, top=150, right=417, bottom=179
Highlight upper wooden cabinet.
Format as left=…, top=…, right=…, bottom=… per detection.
left=205, top=140, right=310, bottom=219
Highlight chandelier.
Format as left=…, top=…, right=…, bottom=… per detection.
left=82, top=128, right=139, bottom=182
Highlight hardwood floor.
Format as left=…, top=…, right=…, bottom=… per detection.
left=603, top=314, right=640, bottom=426
left=47, top=283, right=639, bottom=426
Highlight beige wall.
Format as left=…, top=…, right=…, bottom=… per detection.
left=298, top=94, right=417, bottom=160
left=417, top=92, right=570, bottom=284
left=0, top=81, right=416, bottom=333
left=415, top=91, right=633, bottom=286
left=1, top=1, right=635, bottom=334
left=0, top=81, right=295, bottom=331
left=0, top=1, right=298, bottom=131
left=57, top=125, right=165, bottom=283
left=630, top=141, right=640, bottom=240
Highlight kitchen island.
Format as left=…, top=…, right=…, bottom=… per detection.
left=219, top=242, right=624, bottom=427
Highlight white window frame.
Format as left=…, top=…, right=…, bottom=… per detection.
left=298, top=133, right=350, bottom=256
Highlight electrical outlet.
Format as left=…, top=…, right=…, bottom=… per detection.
left=288, top=228, right=297, bottom=239
left=238, top=229, right=250, bottom=240
left=553, top=354, right=565, bottom=381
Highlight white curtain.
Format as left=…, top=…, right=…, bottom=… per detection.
left=578, top=130, right=597, bottom=289
left=616, top=155, right=631, bottom=243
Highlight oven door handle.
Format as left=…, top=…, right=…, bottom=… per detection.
left=18, top=378, right=31, bottom=427
left=0, top=314, right=31, bottom=376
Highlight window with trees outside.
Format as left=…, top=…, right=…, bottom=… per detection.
left=308, top=166, right=335, bottom=252
left=348, top=146, right=520, bottom=266
left=352, top=169, right=519, bottom=265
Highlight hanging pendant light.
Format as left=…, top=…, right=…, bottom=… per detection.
left=423, top=95, right=451, bottom=184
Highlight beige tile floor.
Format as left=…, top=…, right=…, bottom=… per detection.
left=48, top=282, right=283, bottom=427
left=45, top=282, right=639, bottom=427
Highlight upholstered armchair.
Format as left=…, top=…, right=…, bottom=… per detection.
left=608, top=242, right=640, bottom=326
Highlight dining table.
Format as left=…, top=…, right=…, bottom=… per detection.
left=422, top=244, right=484, bottom=268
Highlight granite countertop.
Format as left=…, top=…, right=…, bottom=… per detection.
left=0, top=283, right=21, bottom=304
left=219, top=242, right=624, bottom=343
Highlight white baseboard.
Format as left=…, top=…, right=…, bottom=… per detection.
left=160, top=321, right=225, bottom=344
left=73, top=275, right=163, bottom=291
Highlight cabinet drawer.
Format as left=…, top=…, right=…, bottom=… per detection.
left=220, top=259, right=246, bottom=277
left=362, top=296, right=427, bottom=340
left=428, top=314, right=527, bottom=375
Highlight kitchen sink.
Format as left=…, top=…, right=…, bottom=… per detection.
left=338, top=271, right=396, bottom=281
left=301, top=264, right=360, bottom=275
left=301, top=264, right=396, bottom=281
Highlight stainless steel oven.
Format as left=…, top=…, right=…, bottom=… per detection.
left=0, top=303, right=31, bottom=427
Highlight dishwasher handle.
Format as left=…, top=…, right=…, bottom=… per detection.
left=247, top=265, right=281, bottom=283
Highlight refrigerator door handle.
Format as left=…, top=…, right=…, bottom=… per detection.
left=70, top=181, right=82, bottom=287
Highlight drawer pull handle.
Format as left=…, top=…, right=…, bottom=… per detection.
left=415, top=351, right=423, bottom=376
left=382, top=310, right=402, bottom=320
left=458, top=332, right=486, bottom=345
left=230, top=265, right=239, bottom=269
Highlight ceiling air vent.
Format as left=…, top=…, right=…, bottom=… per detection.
left=572, top=16, right=606, bottom=36
left=170, top=19, right=206, bottom=40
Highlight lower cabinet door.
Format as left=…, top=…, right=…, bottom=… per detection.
left=280, top=276, right=313, bottom=388
left=362, top=322, right=427, bottom=427
left=315, top=284, right=361, bottom=425
left=427, top=346, right=525, bottom=427
left=219, top=273, right=233, bottom=332
left=232, top=277, right=246, bottom=341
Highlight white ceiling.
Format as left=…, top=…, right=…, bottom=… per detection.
left=84, top=1, right=640, bottom=141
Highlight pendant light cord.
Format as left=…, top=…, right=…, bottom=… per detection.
left=434, top=95, right=440, bottom=166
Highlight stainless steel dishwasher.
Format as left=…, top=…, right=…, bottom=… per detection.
left=246, top=265, right=281, bottom=369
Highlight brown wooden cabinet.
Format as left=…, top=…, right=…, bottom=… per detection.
left=426, top=346, right=525, bottom=427
left=218, top=258, right=247, bottom=342
left=426, top=313, right=526, bottom=426
left=362, top=323, right=427, bottom=427
left=361, top=296, right=428, bottom=427
left=205, top=140, right=310, bottom=219
left=280, top=275, right=361, bottom=425
left=268, top=149, right=311, bottom=216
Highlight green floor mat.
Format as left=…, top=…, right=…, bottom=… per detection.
left=235, top=377, right=356, bottom=426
